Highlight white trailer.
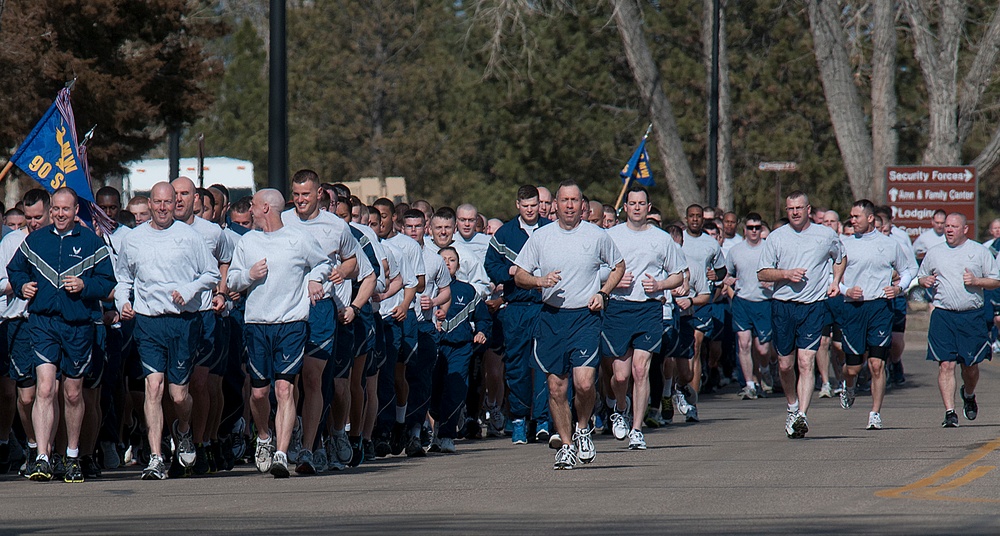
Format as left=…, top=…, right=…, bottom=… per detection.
left=123, top=157, right=256, bottom=202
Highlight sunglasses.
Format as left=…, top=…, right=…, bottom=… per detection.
left=745, top=225, right=762, bottom=230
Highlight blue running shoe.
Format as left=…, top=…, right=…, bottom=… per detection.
left=535, top=420, right=550, bottom=443
left=512, top=419, right=528, bottom=445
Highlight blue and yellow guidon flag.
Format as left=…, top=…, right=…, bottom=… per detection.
left=9, top=87, right=113, bottom=233
left=619, top=138, right=654, bottom=187
left=10, top=88, right=90, bottom=196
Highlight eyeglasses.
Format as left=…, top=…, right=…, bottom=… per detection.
left=745, top=225, right=761, bottom=230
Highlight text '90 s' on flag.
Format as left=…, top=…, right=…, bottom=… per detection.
left=620, top=137, right=654, bottom=188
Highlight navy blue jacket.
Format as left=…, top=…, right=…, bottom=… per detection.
left=8, top=223, right=116, bottom=323
left=484, top=217, right=550, bottom=304
left=439, top=280, right=491, bottom=345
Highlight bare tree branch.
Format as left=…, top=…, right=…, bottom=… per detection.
left=958, top=4, right=1000, bottom=146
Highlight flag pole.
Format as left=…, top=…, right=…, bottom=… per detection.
left=0, top=161, right=13, bottom=184
left=614, top=123, right=653, bottom=213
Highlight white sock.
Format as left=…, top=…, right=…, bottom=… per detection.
left=395, top=405, right=407, bottom=423
left=66, top=447, right=79, bottom=458
left=788, top=400, right=800, bottom=413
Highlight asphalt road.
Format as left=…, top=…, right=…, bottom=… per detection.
left=4, top=310, right=1000, bottom=534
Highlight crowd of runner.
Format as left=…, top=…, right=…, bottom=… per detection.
left=0, top=173, right=996, bottom=480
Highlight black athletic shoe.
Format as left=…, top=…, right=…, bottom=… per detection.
left=29, top=458, right=52, bottom=481
left=219, top=435, right=235, bottom=471
left=167, top=455, right=187, bottom=478
left=374, top=439, right=392, bottom=458
left=463, top=418, right=483, bottom=440
left=942, top=410, right=959, bottom=428
left=362, top=439, right=376, bottom=461
left=20, top=447, right=37, bottom=478
left=961, top=386, right=978, bottom=420
left=192, top=445, right=210, bottom=475
left=389, top=422, right=407, bottom=456
left=209, top=441, right=222, bottom=472
left=405, top=436, right=426, bottom=457
left=348, top=437, right=364, bottom=467
left=64, top=457, right=84, bottom=483
left=80, top=455, right=101, bottom=479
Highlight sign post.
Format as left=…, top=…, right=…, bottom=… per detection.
left=885, top=166, right=977, bottom=240
left=758, top=161, right=798, bottom=225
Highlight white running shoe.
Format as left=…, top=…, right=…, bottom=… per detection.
left=627, top=429, right=646, bottom=450
left=784, top=412, right=797, bottom=438
left=173, top=420, right=197, bottom=468
left=270, top=451, right=290, bottom=478
left=840, top=384, right=856, bottom=410
left=573, top=426, right=596, bottom=464
left=553, top=444, right=577, bottom=470
left=867, top=412, right=883, bottom=430
left=818, top=383, right=833, bottom=398
left=739, top=385, right=758, bottom=400
left=610, top=411, right=630, bottom=441
left=255, top=434, right=275, bottom=473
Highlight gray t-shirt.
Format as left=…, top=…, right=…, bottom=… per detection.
left=841, top=230, right=912, bottom=301
left=282, top=210, right=360, bottom=298
left=757, top=222, right=844, bottom=303
left=913, top=229, right=945, bottom=257
left=917, top=239, right=999, bottom=311
left=606, top=225, right=685, bottom=302
left=726, top=239, right=770, bottom=302
left=413, top=245, right=452, bottom=322
left=515, top=221, right=623, bottom=309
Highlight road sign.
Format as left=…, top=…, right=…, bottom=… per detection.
left=886, top=166, right=976, bottom=240
left=758, top=161, right=798, bottom=172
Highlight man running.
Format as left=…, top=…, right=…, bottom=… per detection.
left=602, top=186, right=684, bottom=450
left=724, top=212, right=773, bottom=400
left=917, top=213, right=1000, bottom=427
left=757, top=191, right=845, bottom=439
left=514, top=180, right=624, bottom=469
left=228, top=189, right=332, bottom=477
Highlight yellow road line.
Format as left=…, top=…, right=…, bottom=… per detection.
left=876, top=438, right=1000, bottom=501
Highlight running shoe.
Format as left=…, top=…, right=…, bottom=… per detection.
left=193, top=445, right=210, bottom=475
left=270, top=451, right=290, bottom=478
left=362, top=439, right=375, bottom=461
left=627, top=429, right=646, bottom=450
left=373, top=439, right=391, bottom=458
left=64, top=457, right=84, bottom=483
left=961, top=386, right=978, bottom=420
left=535, top=420, right=551, bottom=443
left=818, top=383, right=833, bottom=399
left=29, top=457, right=52, bottom=482
left=942, top=410, right=959, bottom=428
left=331, top=432, right=353, bottom=465
left=790, top=412, right=809, bottom=438
left=312, top=447, right=328, bottom=472
left=464, top=418, right=484, bottom=440
left=349, top=436, right=364, bottom=467
left=592, top=412, right=606, bottom=434
left=296, top=449, right=316, bottom=475
left=389, top=422, right=407, bottom=455
left=738, top=385, right=758, bottom=400
left=173, top=420, right=197, bottom=468
left=80, top=455, right=101, bottom=479
left=759, top=374, right=774, bottom=394
left=840, top=384, right=856, bottom=410
left=685, top=405, right=699, bottom=423
left=553, top=444, right=577, bottom=470
left=255, top=434, right=275, bottom=473
left=548, top=433, right=562, bottom=450
left=610, top=411, right=629, bottom=441
left=867, top=412, right=883, bottom=430
left=167, top=454, right=187, bottom=478
left=439, top=438, right=456, bottom=454
left=784, top=411, right=797, bottom=439
left=511, top=419, right=527, bottom=445
left=405, top=436, right=426, bottom=457
left=573, top=426, right=596, bottom=464
left=644, top=408, right=661, bottom=428
left=19, top=446, right=36, bottom=477
left=661, top=396, right=674, bottom=424
left=52, top=454, right=66, bottom=479
left=231, top=418, right=247, bottom=461
left=141, top=455, right=167, bottom=480
left=486, top=402, right=506, bottom=437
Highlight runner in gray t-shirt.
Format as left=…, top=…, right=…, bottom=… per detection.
left=757, top=191, right=845, bottom=439
left=917, top=213, right=1000, bottom=427
left=514, top=181, right=624, bottom=470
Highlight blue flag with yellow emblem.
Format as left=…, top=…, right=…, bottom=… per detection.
left=620, top=137, right=654, bottom=187
left=9, top=87, right=113, bottom=233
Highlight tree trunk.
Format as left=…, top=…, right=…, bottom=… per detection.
left=805, top=0, right=874, bottom=200
left=612, top=0, right=702, bottom=215
left=870, top=0, right=898, bottom=202
left=903, top=0, right=964, bottom=165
